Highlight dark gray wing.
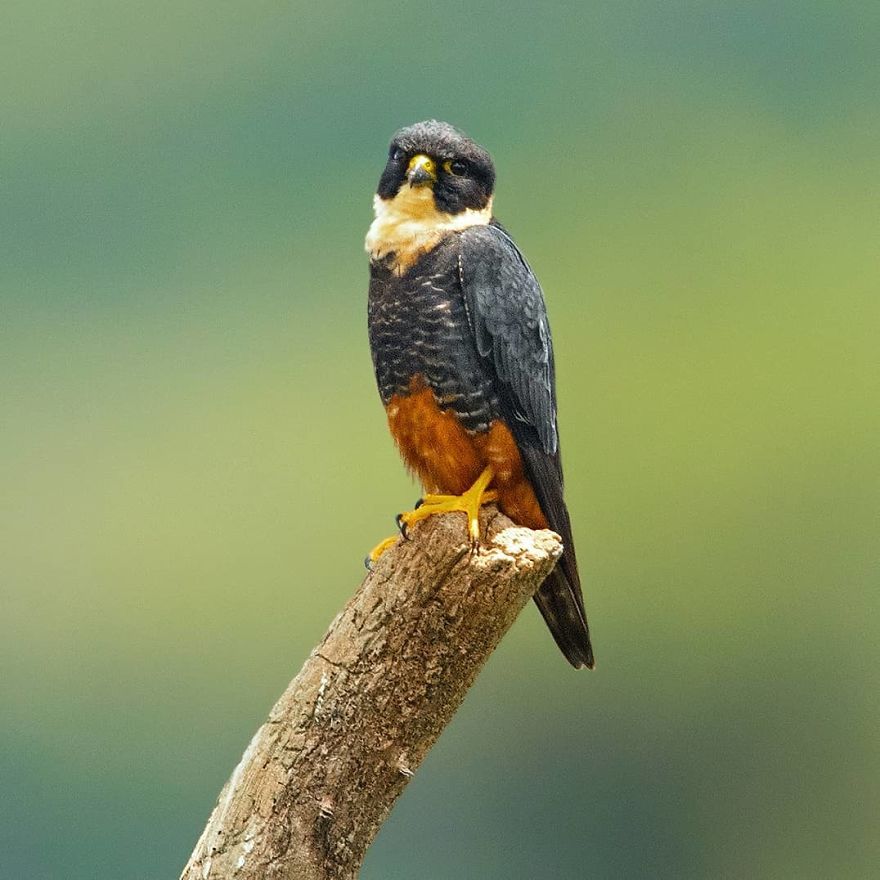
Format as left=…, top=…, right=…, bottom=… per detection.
left=458, top=223, right=594, bottom=668
left=458, top=225, right=558, bottom=456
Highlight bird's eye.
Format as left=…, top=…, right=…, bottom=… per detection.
left=443, top=159, right=468, bottom=177
left=390, top=147, right=404, bottom=161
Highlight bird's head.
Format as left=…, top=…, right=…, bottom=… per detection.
left=375, top=120, right=496, bottom=216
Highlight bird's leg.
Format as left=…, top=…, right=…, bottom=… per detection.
left=365, top=467, right=497, bottom=569
left=400, top=466, right=497, bottom=544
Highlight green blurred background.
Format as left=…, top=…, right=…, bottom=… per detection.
left=2, top=1, right=878, bottom=877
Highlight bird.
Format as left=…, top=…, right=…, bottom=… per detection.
left=365, top=120, right=593, bottom=669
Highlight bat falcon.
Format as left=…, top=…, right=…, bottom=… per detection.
left=365, top=120, right=594, bottom=669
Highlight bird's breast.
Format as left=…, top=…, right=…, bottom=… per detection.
left=368, top=238, right=499, bottom=435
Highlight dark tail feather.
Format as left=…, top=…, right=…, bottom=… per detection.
left=517, top=444, right=594, bottom=668
left=534, top=565, right=594, bottom=669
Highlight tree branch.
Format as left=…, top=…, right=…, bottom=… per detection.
left=180, top=508, right=562, bottom=880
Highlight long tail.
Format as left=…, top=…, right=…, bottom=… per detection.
left=533, top=562, right=594, bottom=669
left=520, top=446, right=594, bottom=669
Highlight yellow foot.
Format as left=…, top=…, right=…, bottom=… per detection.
left=398, top=465, right=497, bottom=544
left=365, top=534, right=399, bottom=569
left=365, top=467, right=497, bottom=568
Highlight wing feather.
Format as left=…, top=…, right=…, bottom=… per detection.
left=458, top=224, right=593, bottom=668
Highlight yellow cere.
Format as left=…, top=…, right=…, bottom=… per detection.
left=407, top=153, right=436, bottom=178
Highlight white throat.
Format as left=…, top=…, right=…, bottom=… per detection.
left=365, top=186, right=493, bottom=273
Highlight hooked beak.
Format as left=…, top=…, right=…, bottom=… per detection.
left=406, top=154, right=437, bottom=188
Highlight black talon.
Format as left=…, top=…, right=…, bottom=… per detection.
left=395, top=513, right=409, bottom=539
left=364, top=555, right=373, bottom=571
left=414, top=498, right=424, bottom=509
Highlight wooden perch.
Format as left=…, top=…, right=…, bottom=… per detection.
left=180, top=508, right=562, bottom=880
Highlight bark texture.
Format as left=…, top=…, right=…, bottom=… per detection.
left=180, top=508, right=562, bottom=880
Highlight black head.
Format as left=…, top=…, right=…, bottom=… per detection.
left=375, top=120, right=496, bottom=215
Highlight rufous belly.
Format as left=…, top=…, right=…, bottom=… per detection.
left=385, top=375, right=548, bottom=530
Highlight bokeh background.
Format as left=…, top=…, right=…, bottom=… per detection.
left=2, top=2, right=878, bottom=877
